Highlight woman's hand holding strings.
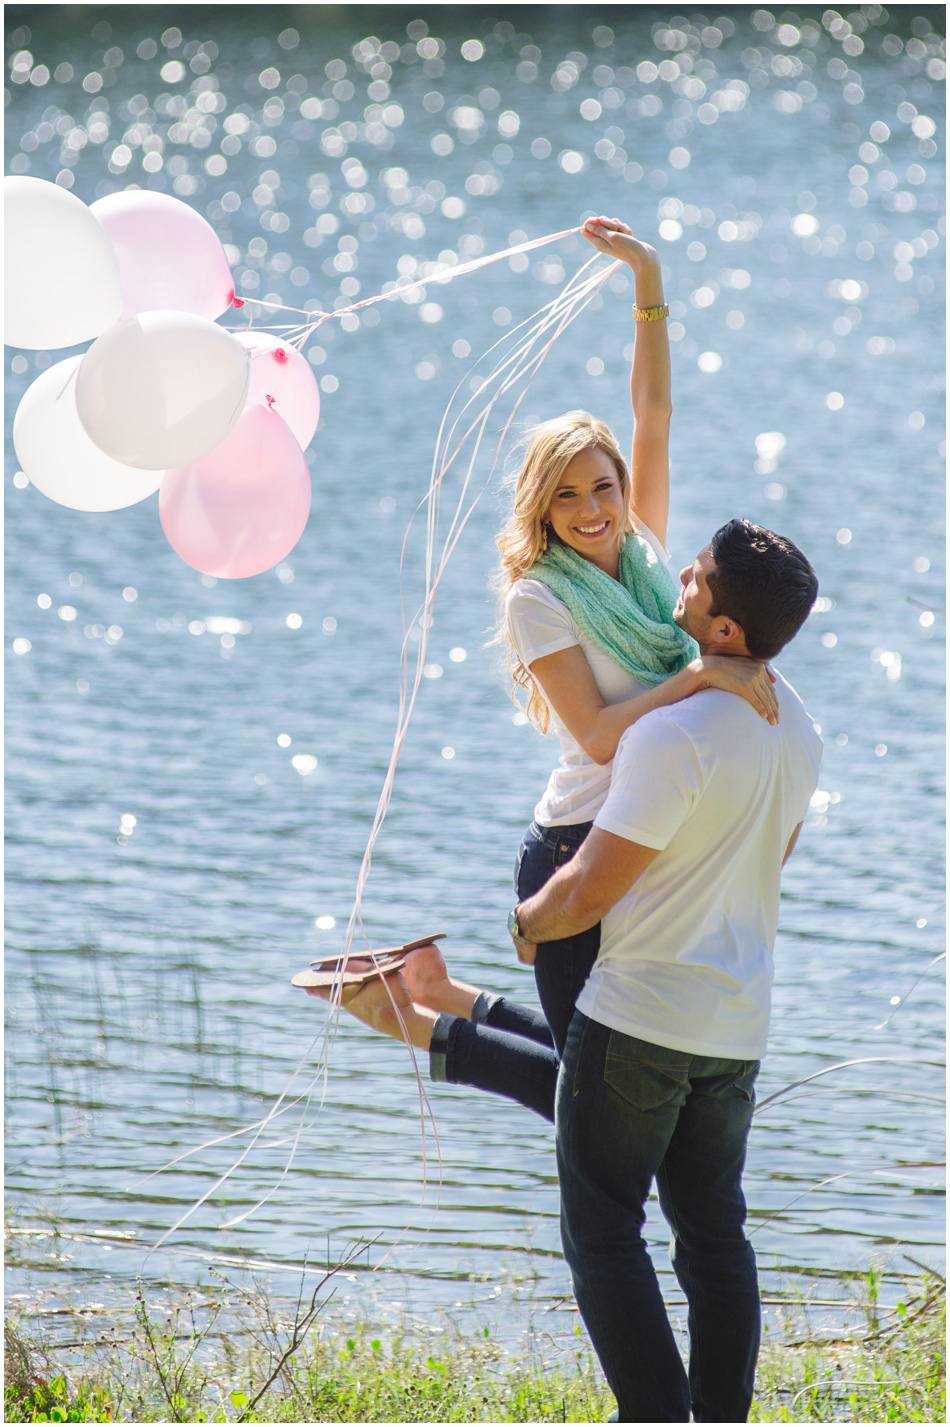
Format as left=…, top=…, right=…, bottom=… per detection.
left=581, top=216, right=660, bottom=276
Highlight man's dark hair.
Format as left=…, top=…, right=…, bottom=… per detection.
left=707, top=519, right=818, bottom=660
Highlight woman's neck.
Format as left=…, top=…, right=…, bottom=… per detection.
left=582, top=547, right=621, bottom=580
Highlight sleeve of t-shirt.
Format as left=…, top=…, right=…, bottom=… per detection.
left=505, top=580, right=579, bottom=666
left=777, top=676, right=824, bottom=822
left=797, top=722, right=823, bottom=822
left=593, top=714, right=704, bottom=850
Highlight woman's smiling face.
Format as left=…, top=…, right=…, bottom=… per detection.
left=544, top=446, right=626, bottom=576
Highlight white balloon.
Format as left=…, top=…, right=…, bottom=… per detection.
left=13, top=357, right=164, bottom=511
left=4, top=176, right=123, bottom=350
left=75, top=310, right=249, bottom=470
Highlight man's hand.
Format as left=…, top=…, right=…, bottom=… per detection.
left=518, top=827, right=660, bottom=944
left=513, top=938, right=537, bottom=965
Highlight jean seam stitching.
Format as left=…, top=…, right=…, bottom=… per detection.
left=659, top=1163, right=698, bottom=1412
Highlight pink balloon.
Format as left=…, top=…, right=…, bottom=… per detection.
left=160, top=405, right=311, bottom=579
left=90, top=190, right=235, bottom=320
left=236, top=331, right=321, bottom=449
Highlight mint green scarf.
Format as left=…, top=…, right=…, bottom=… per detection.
left=530, top=532, right=697, bottom=687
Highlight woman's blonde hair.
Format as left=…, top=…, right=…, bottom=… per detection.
left=494, top=410, right=632, bottom=733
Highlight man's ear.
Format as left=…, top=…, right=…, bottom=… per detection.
left=706, top=615, right=746, bottom=651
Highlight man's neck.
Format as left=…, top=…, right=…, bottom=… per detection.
left=698, top=640, right=755, bottom=660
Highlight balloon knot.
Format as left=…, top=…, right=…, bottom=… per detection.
left=274, top=347, right=288, bottom=363
left=265, top=393, right=276, bottom=408
left=232, top=296, right=245, bottom=308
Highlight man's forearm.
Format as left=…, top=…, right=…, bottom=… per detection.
left=515, top=828, right=660, bottom=951
left=517, top=862, right=602, bottom=943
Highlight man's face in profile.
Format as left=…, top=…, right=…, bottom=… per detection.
left=673, top=545, right=718, bottom=645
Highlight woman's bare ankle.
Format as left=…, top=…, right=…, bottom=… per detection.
left=324, top=973, right=438, bottom=1051
left=431, top=979, right=480, bottom=1020
left=402, top=1002, right=439, bottom=1051
left=371, top=995, right=438, bottom=1051
left=403, top=945, right=481, bottom=1019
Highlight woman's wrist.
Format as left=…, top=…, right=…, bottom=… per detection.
left=649, top=664, right=701, bottom=706
left=683, top=658, right=707, bottom=692
left=624, top=238, right=658, bottom=266
left=614, top=236, right=658, bottom=271
left=631, top=270, right=665, bottom=308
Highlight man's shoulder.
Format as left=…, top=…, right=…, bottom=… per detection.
left=614, top=702, right=701, bottom=770
left=769, top=669, right=823, bottom=746
left=620, top=687, right=732, bottom=745
left=616, top=668, right=820, bottom=765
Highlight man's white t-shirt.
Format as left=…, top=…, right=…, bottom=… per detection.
left=505, top=519, right=670, bottom=826
left=576, top=673, right=822, bottom=1060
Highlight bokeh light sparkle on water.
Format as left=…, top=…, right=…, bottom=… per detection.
left=4, top=4, right=945, bottom=1337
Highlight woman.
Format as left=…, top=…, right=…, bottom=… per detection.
left=300, top=216, right=776, bottom=1116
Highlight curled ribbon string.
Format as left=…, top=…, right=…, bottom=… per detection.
left=227, top=225, right=585, bottom=332
left=145, top=233, right=620, bottom=1266
left=235, top=227, right=587, bottom=416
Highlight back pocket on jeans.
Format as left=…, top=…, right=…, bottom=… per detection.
left=604, top=1033, right=691, bottom=1112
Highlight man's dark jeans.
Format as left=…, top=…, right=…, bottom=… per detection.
left=556, top=1012, right=761, bottom=1423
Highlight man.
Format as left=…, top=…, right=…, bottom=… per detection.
left=299, top=517, right=820, bottom=1419
left=509, top=517, right=821, bottom=1423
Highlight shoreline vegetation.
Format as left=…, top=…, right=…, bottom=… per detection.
left=4, top=1265, right=945, bottom=1424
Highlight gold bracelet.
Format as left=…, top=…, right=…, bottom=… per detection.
left=632, top=303, right=669, bottom=322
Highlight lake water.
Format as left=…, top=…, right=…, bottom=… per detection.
left=5, top=4, right=945, bottom=1346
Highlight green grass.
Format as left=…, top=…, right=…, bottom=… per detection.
left=750, top=1268, right=946, bottom=1423
left=5, top=1270, right=944, bottom=1423
left=4, top=1311, right=611, bottom=1424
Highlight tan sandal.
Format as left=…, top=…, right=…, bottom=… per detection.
left=291, top=933, right=445, bottom=990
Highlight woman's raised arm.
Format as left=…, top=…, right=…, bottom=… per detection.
left=582, top=217, right=672, bottom=548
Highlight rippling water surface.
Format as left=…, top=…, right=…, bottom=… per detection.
left=5, top=4, right=945, bottom=1339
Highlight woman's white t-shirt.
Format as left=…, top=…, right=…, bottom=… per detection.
left=504, top=519, right=672, bottom=827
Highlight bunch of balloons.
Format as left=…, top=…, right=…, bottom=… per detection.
left=6, top=176, right=319, bottom=578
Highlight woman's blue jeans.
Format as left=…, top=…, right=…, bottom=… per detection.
left=429, top=820, right=597, bottom=1121
left=557, top=1013, right=761, bottom=1423
left=519, top=820, right=600, bottom=1057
